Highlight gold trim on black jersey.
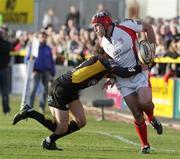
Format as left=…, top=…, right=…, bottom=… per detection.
left=72, top=60, right=106, bottom=83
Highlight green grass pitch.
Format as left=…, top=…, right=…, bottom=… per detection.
left=0, top=96, right=180, bottom=159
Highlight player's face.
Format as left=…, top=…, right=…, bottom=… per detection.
left=92, top=23, right=104, bottom=33
left=92, top=23, right=106, bottom=38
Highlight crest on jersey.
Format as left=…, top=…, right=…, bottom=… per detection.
left=47, top=95, right=53, bottom=105
left=88, top=79, right=98, bottom=86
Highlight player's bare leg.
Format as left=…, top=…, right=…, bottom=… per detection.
left=138, top=87, right=163, bottom=135
left=124, top=92, right=150, bottom=154
left=69, top=99, right=86, bottom=128
left=41, top=107, right=68, bottom=150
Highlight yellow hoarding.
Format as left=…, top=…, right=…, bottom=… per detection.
left=0, top=0, right=34, bottom=24
left=151, top=77, right=174, bottom=118
left=154, top=57, right=180, bottom=64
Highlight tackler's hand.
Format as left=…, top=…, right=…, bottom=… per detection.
left=102, top=78, right=115, bottom=90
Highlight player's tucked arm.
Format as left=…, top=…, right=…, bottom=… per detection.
left=141, top=21, right=156, bottom=54
left=121, top=19, right=156, bottom=50
left=142, top=22, right=156, bottom=45
left=99, top=56, right=142, bottom=78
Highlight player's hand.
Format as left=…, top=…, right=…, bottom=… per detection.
left=148, top=62, right=156, bottom=69
left=141, top=64, right=149, bottom=71
left=150, top=43, right=156, bottom=59
left=150, top=43, right=156, bottom=52
left=102, top=78, right=115, bottom=89
left=96, top=24, right=105, bottom=38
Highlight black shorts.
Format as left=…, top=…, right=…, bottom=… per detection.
left=48, top=78, right=79, bottom=111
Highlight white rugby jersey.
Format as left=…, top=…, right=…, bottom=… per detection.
left=101, top=19, right=143, bottom=68
left=101, top=19, right=149, bottom=89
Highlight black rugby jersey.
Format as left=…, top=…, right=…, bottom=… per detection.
left=58, top=55, right=142, bottom=90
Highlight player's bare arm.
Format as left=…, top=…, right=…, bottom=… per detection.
left=141, top=21, right=156, bottom=51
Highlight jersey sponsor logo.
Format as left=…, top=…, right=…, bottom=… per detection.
left=88, top=79, right=98, bottom=86
left=113, top=42, right=121, bottom=56
left=117, top=37, right=124, bottom=44
left=128, top=67, right=135, bottom=72
left=115, top=48, right=131, bottom=58
left=113, top=48, right=121, bottom=57
left=66, top=104, right=69, bottom=109
left=47, top=95, right=53, bottom=105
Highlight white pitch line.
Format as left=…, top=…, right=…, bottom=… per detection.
left=95, top=131, right=140, bottom=147
left=84, top=131, right=178, bottom=154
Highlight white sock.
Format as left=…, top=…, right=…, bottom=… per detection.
left=46, top=136, right=51, bottom=143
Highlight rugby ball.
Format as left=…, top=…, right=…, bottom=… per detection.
left=138, top=40, right=154, bottom=65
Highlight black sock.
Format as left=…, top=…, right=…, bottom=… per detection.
left=27, top=110, right=56, bottom=132
left=49, top=120, right=80, bottom=143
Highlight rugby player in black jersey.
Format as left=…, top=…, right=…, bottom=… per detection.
left=12, top=47, right=147, bottom=150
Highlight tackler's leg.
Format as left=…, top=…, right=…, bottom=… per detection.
left=12, top=104, right=57, bottom=132
left=42, top=99, right=85, bottom=150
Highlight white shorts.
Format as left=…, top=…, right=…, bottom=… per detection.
left=115, top=71, right=150, bottom=97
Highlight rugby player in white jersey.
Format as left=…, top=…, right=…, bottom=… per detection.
left=91, top=11, right=163, bottom=154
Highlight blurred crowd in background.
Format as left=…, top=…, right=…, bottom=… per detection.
left=144, top=16, right=180, bottom=80
left=0, top=4, right=107, bottom=68
left=1, top=4, right=180, bottom=77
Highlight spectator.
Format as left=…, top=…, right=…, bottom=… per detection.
left=162, top=35, right=180, bottom=82
left=67, top=28, right=83, bottom=66
left=29, top=30, right=55, bottom=113
left=170, top=24, right=178, bottom=36
left=55, top=29, right=69, bottom=65
left=24, top=32, right=34, bottom=62
left=159, top=24, right=173, bottom=47
left=66, top=5, right=80, bottom=27
left=79, top=28, right=94, bottom=59
left=42, top=8, right=59, bottom=31
left=175, top=38, right=180, bottom=77
left=66, top=19, right=78, bottom=34
left=0, top=27, right=12, bottom=115
left=96, top=3, right=110, bottom=14
left=166, top=36, right=179, bottom=58
left=144, top=16, right=155, bottom=26
left=154, top=34, right=167, bottom=75
left=12, top=30, right=29, bottom=63
left=128, top=0, right=140, bottom=18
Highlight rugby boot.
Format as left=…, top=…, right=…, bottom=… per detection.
left=12, top=104, right=33, bottom=125
left=150, top=117, right=163, bottom=135
left=141, top=145, right=150, bottom=154
left=41, top=138, right=63, bottom=151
